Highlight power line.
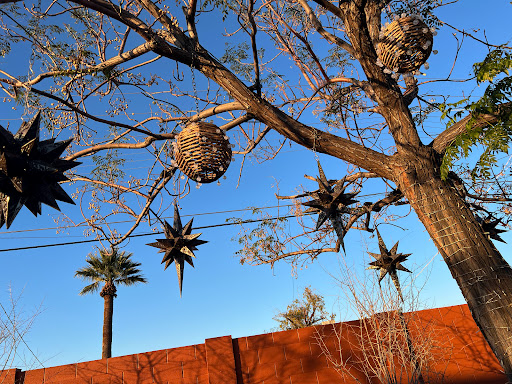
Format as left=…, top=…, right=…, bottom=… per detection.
left=0, top=213, right=314, bottom=253
left=0, top=204, right=297, bottom=235
left=0, top=191, right=388, bottom=237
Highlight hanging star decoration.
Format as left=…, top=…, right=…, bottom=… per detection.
left=476, top=215, right=507, bottom=243
left=302, top=161, right=358, bottom=251
left=0, top=112, right=79, bottom=228
left=147, top=204, right=207, bottom=296
left=367, top=229, right=412, bottom=301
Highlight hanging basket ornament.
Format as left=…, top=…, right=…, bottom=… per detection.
left=376, top=15, right=434, bottom=74
left=367, top=229, right=412, bottom=301
left=174, top=122, right=232, bottom=183
left=147, top=204, right=207, bottom=296
left=0, top=112, right=79, bottom=228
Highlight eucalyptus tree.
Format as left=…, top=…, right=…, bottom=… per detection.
left=75, top=247, right=147, bottom=359
left=1, top=0, right=512, bottom=376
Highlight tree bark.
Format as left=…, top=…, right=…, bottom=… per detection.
left=100, top=281, right=117, bottom=359
left=392, top=147, right=512, bottom=379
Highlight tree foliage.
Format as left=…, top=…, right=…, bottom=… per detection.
left=273, top=286, right=335, bottom=330
left=75, top=247, right=147, bottom=295
left=440, top=48, right=512, bottom=179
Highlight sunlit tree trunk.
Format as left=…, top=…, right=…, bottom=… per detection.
left=394, top=147, right=512, bottom=379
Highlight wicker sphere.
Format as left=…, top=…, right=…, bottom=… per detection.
left=377, top=16, right=433, bottom=73
left=174, top=122, right=232, bottom=183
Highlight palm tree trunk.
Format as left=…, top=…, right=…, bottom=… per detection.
left=395, top=150, right=512, bottom=379
left=100, top=281, right=117, bottom=359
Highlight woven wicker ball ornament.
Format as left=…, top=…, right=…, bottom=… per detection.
left=377, top=16, right=433, bottom=73
left=174, top=122, right=232, bottom=183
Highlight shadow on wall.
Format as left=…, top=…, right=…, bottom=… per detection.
left=0, top=304, right=507, bottom=384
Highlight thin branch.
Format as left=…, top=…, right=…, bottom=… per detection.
left=111, top=169, right=175, bottom=246
left=221, top=114, right=253, bottom=132
left=296, top=0, right=355, bottom=57
left=29, top=87, right=167, bottom=137
left=247, top=0, right=261, bottom=95
left=467, top=193, right=512, bottom=203
left=188, top=101, right=245, bottom=122
left=256, top=247, right=340, bottom=266
left=71, top=176, right=149, bottom=198
left=66, top=133, right=175, bottom=161
left=0, top=41, right=158, bottom=89
left=440, top=21, right=512, bottom=50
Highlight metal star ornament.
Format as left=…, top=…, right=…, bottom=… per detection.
left=302, top=161, right=358, bottom=250
left=367, top=229, right=412, bottom=301
left=476, top=215, right=507, bottom=243
left=0, top=112, right=79, bottom=228
left=147, top=204, right=207, bottom=296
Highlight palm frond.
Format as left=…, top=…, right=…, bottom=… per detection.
left=75, top=246, right=146, bottom=295
left=79, top=281, right=101, bottom=296
left=117, top=276, right=148, bottom=286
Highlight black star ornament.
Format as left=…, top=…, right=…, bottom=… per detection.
left=147, top=204, right=207, bottom=296
left=0, top=112, right=79, bottom=228
left=367, top=229, right=412, bottom=301
left=302, top=161, right=358, bottom=250
left=476, top=215, right=507, bottom=243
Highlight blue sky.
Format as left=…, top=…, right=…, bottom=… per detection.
left=0, top=0, right=511, bottom=371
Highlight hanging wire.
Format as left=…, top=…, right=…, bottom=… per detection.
left=0, top=212, right=316, bottom=253
left=190, top=50, right=200, bottom=116
left=312, top=128, right=320, bottom=161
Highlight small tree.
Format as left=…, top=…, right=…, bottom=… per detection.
left=274, top=286, right=335, bottom=330
left=75, top=247, right=147, bottom=359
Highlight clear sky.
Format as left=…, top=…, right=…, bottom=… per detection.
left=0, top=0, right=511, bottom=372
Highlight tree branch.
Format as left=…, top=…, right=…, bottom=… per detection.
left=309, top=0, right=344, bottom=20
left=71, top=176, right=149, bottom=198
left=66, top=134, right=175, bottom=161
left=29, top=87, right=169, bottom=137
left=0, top=41, right=158, bottom=89
left=296, top=0, right=355, bottom=57
left=46, top=0, right=395, bottom=180
left=111, top=169, right=175, bottom=246
left=431, top=104, right=512, bottom=155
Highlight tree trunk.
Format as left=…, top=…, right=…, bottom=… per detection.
left=393, top=147, right=512, bottom=379
left=100, top=281, right=117, bottom=359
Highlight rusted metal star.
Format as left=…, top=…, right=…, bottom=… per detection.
left=0, top=112, right=79, bottom=228
left=147, top=204, right=207, bottom=296
left=302, top=161, right=358, bottom=250
left=367, top=229, right=411, bottom=301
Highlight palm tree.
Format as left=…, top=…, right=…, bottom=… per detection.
left=75, top=246, right=147, bottom=359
